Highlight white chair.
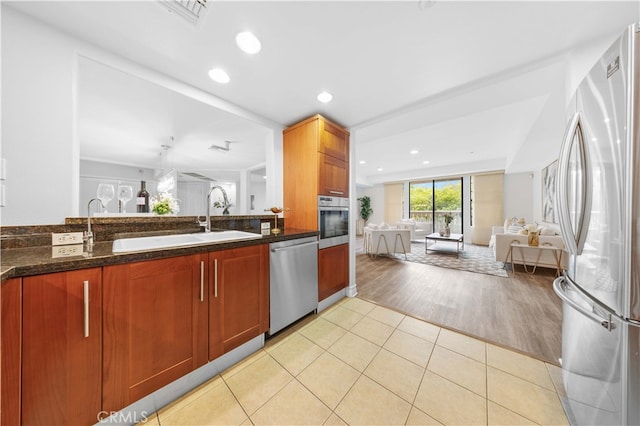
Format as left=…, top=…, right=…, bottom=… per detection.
left=364, top=226, right=411, bottom=259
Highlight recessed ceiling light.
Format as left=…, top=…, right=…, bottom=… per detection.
left=208, top=68, right=230, bottom=84
left=235, top=31, right=261, bottom=54
left=317, top=91, right=333, bottom=103
left=359, top=160, right=366, bottom=164
left=410, top=150, right=419, bottom=155
left=423, top=160, right=430, bottom=164
left=377, top=167, right=384, bottom=172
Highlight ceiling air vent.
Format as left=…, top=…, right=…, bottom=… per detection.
left=160, top=0, right=208, bottom=25
left=180, top=172, right=216, bottom=182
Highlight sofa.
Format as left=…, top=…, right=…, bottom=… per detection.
left=491, top=224, right=567, bottom=271
left=395, top=219, right=431, bottom=241
left=363, top=225, right=411, bottom=259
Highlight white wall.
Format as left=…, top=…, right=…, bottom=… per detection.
left=503, top=172, right=535, bottom=224
left=356, top=185, right=385, bottom=225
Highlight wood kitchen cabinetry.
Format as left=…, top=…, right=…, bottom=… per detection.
left=318, top=153, right=349, bottom=198
left=319, top=118, right=349, bottom=162
left=102, top=245, right=268, bottom=413
left=102, top=254, right=209, bottom=413
left=209, top=244, right=269, bottom=360
left=284, top=114, right=350, bottom=302
left=284, top=114, right=350, bottom=230
left=21, top=269, right=102, bottom=426
left=318, top=243, right=349, bottom=301
left=1, top=242, right=270, bottom=423
left=1, top=278, right=22, bottom=426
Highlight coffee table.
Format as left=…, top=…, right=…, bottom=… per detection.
left=425, top=233, right=464, bottom=256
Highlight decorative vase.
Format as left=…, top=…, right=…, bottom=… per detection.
left=444, top=226, right=451, bottom=237
left=528, top=231, right=539, bottom=246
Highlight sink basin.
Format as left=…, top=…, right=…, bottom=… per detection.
left=112, top=230, right=262, bottom=253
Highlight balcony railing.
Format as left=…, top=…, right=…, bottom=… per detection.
left=409, top=210, right=462, bottom=234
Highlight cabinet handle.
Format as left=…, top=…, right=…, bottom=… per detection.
left=200, top=261, right=204, bottom=302
left=83, top=280, right=90, bottom=338
left=329, top=190, right=344, bottom=195
left=214, top=258, right=218, bottom=298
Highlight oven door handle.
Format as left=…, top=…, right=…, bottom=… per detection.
left=319, top=207, right=349, bottom=211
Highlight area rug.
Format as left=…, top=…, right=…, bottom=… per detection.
left=389, top=242, right=509, bottom=278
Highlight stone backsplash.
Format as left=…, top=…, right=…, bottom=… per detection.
left=1, top=215, right=281, bottom=249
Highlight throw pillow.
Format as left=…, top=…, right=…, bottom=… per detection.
left=540, top=227, right=555, bottom=236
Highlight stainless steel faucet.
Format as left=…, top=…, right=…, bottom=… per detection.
left=204, top=185, right=230, bottom=232
left=84, top=198, right=104, bottom=249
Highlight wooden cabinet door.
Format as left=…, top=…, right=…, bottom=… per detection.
left=1, top=278, right=22, bottom=426
left=319, top=118, right=349, bottom=161
left=318, top=153, right=349, bottom=197
left=22, top=269, right=102, bottom=426
left=102, top=254, right=208, bottom=413
left=283, top=117, right=320, bottom=231
left=318, top=243, right=349, bottom=301
left=209, top=244, right=269, bottom=360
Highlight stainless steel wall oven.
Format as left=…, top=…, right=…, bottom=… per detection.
left=318, top=196, right=349, bottom=249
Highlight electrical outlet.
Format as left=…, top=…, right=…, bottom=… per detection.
left=52, top=232, right=84, bottom=246
left=51, top=244, right=84, bottom=258
left=260, top=222, right=271, bottom=236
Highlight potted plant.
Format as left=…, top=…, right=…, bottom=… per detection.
left=442, top=213, right=454, bottom=236
left=357, top=196, right=373, bottom=235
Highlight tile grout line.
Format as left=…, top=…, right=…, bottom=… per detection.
left=154, top=300, right=567, bottom=425
left=342, top=299, right=447, bottom=425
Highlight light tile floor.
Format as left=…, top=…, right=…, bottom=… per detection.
left=144, top=297, right=568, bottom=425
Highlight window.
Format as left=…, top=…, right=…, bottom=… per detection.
left=409, top=178, right=463, bottom=234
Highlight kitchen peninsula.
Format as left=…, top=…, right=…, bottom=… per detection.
left=0, top=215, right=318, bottom=425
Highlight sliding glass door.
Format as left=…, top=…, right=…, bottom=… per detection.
left=409, top=178, right=463, bottom=234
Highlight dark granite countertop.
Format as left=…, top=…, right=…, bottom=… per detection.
left=0, top=228, right=318, bottom=281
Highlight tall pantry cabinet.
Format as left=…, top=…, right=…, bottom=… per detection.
left=283, top=115, right=350, bottom=301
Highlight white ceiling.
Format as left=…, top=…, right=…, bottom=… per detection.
left=8, top=1, right=639, bottom=185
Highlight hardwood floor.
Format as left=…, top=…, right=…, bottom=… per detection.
left=354, top=239, right=562, bottom=365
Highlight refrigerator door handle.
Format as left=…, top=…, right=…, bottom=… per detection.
left=556, top=112, right=592, bottom=256
left=553, top=276, right=617, bottom=331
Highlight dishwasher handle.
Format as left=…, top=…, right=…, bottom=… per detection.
left=271, top=240, right=319, bottom=253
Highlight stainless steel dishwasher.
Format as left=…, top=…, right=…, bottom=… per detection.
left=269, top=236, right=319, bottom=335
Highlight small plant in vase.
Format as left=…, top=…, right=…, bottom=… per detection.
left=151, top=192, right=180, bottom=215
left=442, top=213, right=454, bottom=236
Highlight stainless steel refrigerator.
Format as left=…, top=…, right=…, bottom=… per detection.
left=553, top=23, right=639, bottom=426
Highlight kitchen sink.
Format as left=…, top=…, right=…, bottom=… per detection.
left=112, top=230, right=262, bottom=253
